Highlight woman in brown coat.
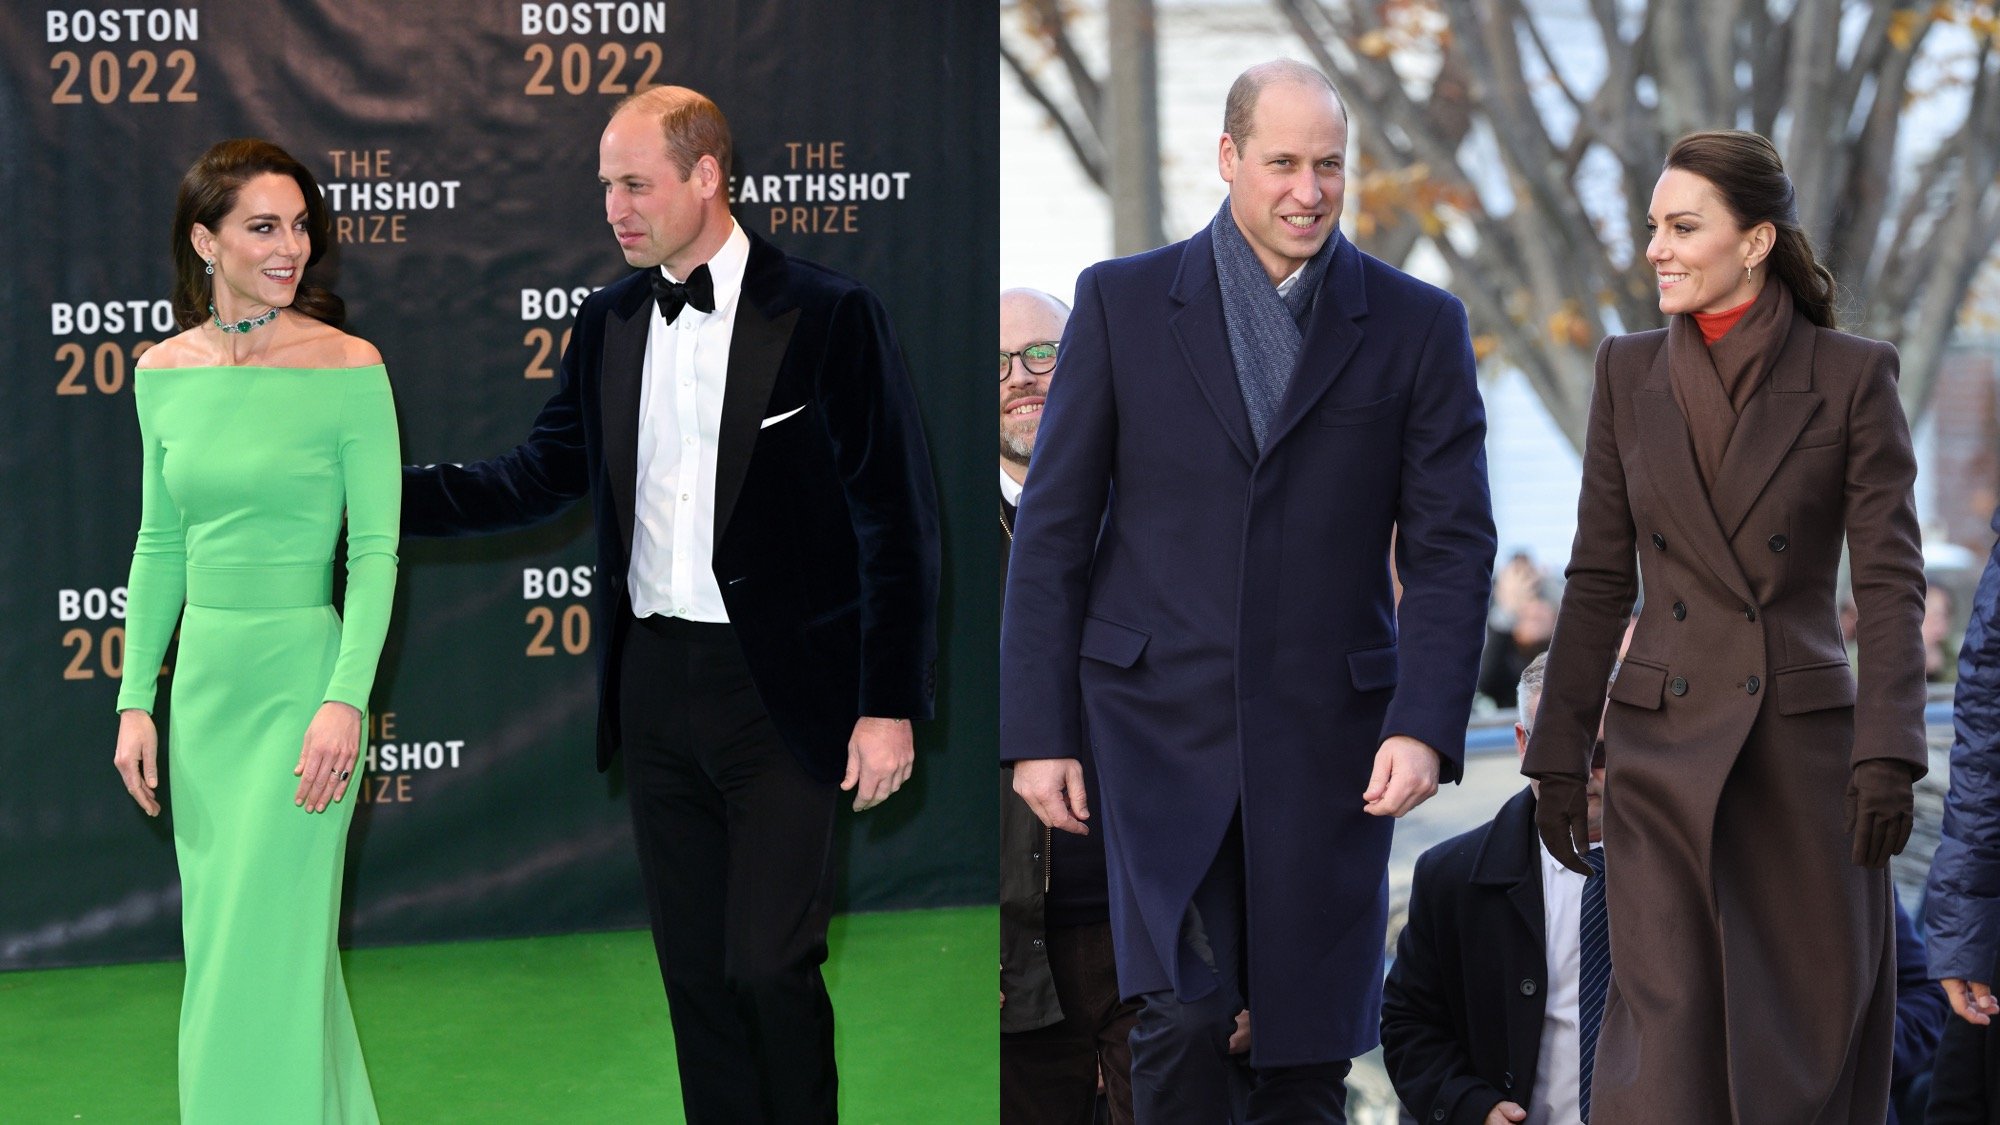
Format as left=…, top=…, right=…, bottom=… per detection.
left=1522, top=130, right=1927, bottom=1122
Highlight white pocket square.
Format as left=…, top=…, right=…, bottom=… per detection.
left=760, top=405, right=806, bottom=429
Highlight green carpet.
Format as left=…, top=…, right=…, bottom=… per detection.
left=0, top=906, right=998, bottom=1123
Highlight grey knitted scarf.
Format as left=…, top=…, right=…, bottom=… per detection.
left=1210, top=197, right=1337, bottom=451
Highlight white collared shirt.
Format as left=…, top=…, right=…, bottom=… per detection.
left=1530, top=842, right=1589, bottom=1125
left=629, top=219, right=750, bottom=622
left=1276, top=261, right=1307, bottom=299
left=1000, top=467, right=1023, bottom=507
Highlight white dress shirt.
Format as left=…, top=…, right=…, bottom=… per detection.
left=1000, top=467, right=1023, bottom=507
left=1530, top=842, right=1588, bottom=1125
left=629, top=219, right=750, bottom=622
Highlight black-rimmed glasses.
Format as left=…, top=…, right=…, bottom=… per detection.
left=1000, top=341, right=1059, bottom=380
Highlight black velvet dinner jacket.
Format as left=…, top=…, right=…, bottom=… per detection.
left=402, top=228, right=940, bottom=781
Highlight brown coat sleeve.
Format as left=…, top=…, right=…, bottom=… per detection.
left=1523, top=335, right=1639, bottom=779
left=1843, top=340, right=1928, bottom=775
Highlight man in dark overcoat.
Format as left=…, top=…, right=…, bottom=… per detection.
left=1001, top=59, right=1494, bottom=1122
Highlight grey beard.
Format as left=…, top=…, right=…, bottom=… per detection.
left=1002, top=432, right=1034, bottom=465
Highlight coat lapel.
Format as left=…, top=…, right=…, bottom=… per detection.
left=712, top=232, right=800, bottom=542
left=1631, top=338, right=1756, bottom=607
left=1707, top=315, right=1822, bottom=540
left=600, top=282, right=652, bottom=560
left=1168, top=228, right=1257, bottom=466
left=1263, top=235, right=1366, bottom=451
left=1471, top=788, right=1546, bottom=941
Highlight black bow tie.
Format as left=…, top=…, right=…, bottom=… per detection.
left=652, top=264, right=715, bottom=323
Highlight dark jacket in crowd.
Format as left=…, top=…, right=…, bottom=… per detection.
left=1381, top=787, right=1547, bottom=1124
left=1894, top=897, right=1949, bottom=1125
left=1383, top=786, right=1945, bottom=1125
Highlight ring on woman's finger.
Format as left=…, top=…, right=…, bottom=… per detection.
left=339, top=769, right=351, bottom=780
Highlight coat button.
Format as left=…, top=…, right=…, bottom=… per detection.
left=1651, top=533, right=1666, bottom=550
left=1671, top=601, right=1686, bottom=620
left=1768, top=534, right=1788, bottom=552
left=1744, top=606, right=1758, bottom=622
left=1745, top=676, right=1760, bottom=694
left=1433, top=1111, right=1446, bottom=1122
left=1502, top=1071, right=1515, bottom=1090
left=1031, top=937, right=1044, bottom=949
left=1670, top=676, right=1688, bottom=696
left=1519, top=978, right=1538, bottom=996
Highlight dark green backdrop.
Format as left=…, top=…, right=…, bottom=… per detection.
left=0, top=0, right=998, bottom=969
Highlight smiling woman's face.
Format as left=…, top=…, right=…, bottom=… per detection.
left=1645, top=167, right=1770, bottom=317
left=193, top=172, right=309, bottom=317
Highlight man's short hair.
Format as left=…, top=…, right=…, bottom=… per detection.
left=1517, top=650, right=1550, bottom=730
left=1223, top=59, right=1348, bottom=146
left=615, top=86, right=734, bottom=183
left=1519, top=653, right=1622, bottom=736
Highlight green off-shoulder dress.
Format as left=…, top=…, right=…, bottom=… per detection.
left=118, top=363, right=398, bottom=1123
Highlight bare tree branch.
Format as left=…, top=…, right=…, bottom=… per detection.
left=1001, top=37, right=1107, bottom=190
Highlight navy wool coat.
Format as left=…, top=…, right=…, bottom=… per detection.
left=1000, top=226, right=1495, bottom=1065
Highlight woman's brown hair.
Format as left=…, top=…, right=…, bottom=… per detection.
left=1664, top=130, right=1838, bottom=329
left=170, top=138, right=343, bottom=330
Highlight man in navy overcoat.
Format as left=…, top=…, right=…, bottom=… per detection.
left=1001, top=60, right=1494, bottom=1122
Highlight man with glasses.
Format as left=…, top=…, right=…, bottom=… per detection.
left=1000, top=287, right=1141, bottom=1124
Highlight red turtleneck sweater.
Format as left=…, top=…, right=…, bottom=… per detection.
left=1693, top=297, right=1755, bottom=345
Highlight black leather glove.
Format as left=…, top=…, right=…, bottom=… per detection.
left=1532, top=773, right=1592, bottom=875
left=1845, top=758, right=1915, bottom=868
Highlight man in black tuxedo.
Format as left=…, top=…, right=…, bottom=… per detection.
left=402, top=86, right=939, bottom=1124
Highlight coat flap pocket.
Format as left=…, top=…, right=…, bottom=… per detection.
left=1607, top=659, right=1667, bottom=711
left=1347, top=644, right=1399, bottom=691
left=1776, top=662, right=1856, bottom=716
left=1794, top=424, right=1842, bottom=450
left=1314, top=391, right=1400, bottom=428
left=1078, top=616, right=1149, bottom=669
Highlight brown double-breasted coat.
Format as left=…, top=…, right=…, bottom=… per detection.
left=1523, top=311, right=1928, bottom=1123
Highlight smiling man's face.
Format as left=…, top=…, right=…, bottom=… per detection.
left=1219, top=79, right=1347, bottom=285
left=1000, top=290, right=1067, bottom=480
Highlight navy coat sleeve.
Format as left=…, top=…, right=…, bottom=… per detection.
left=1379, top=294, right=1496, bottom=782
left=1928, top=505, right=2000, bottom=981
left=813, top=285, right=941, bottom=719
left=999, top=264, right=1118, bottom=763
left=401, top=310, right=593, bottom=537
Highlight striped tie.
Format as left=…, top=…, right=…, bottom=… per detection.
left=1579, top=846, right=1610, bottom=1122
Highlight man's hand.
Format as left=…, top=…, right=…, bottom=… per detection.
left=842, top=716, right=914, bottom=811
left=1363, top=735, right=1440, bottom=817
left=1012, top=758, right=1089, bottom=835
left=1944, top=977, right=2000, bottom=1025
left=1484, top=1102, right=1528, bottom=1124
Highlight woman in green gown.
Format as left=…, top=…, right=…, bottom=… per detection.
left=111, top=138, right=397, bottom=1123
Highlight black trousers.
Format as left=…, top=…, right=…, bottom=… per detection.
left=1129, top=815, right=1351, bottom=1125
left=619, top=613, right=841, bottom=1124
left=1002, top=920, right=1143, bottom=1125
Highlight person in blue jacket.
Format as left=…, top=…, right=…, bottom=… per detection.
left=1924, top=508, right=2000, bottom=1121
